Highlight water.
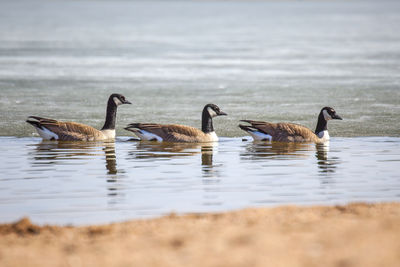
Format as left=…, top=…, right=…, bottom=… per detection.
left=0, top=0, right=399, bottom=225
left=0, top=136, right=399, bottom=225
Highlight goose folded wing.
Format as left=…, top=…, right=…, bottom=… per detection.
left=241, top=120, right=278, bottom=135
left=274, top=123, right=316, bottom=142
left=41, top=121, right=102, bottom=141
left=133, top=123, right=205, bottom=142
left=241, top=120, right=316, bottom=142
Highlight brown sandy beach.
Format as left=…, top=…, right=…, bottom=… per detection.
left=1, top=202, right=399, bottom=267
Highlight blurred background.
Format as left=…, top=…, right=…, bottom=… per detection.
left=0, top=0, right=399, bottom=137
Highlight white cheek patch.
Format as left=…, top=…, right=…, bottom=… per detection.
left=113, top=97, right=123, bottom=106
left=323, top=110, right=332, bottom=121
left=207, top=107, right=217, bottom=118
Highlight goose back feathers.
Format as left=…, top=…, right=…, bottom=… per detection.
left=26, top=93, right=131, bottom=141
left=239, top=107, right=342, bottom=143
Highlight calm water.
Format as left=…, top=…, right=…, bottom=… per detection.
left=0, top=0, right=399, bottom=225
left=0, top=136, right=399, bottom=225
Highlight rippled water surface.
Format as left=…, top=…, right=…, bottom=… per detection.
left=0, top=136, right=399, bottom=225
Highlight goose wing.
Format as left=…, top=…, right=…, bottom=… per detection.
left=240, top=120, right=317, bottom=142
left=28, top=116, right=102, bottom=141
left=125, top=123, right=205, bottom=142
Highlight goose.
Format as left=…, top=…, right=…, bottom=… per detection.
left=239, top=107, right=342, bottom=143
left=26, top=93, right=131, bottom=141
left=124, top=104, right=227, bottom=142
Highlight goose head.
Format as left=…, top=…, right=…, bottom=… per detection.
left=110, top=93, right=131, bottom=106
left=321, top=107, right=342, bottom=121
left=205, top=103, right=227, bottom=118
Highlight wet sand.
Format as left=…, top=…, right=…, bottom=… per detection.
left=1, top=203, right=399, bottom=267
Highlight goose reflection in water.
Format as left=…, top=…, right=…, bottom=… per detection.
left=201, top=145, right=218, bottom=177
left=29, top=140, right=124, bottom=203
left=315, top=143, right=340, bottom=174
left=29, top=140, right=118, bottom=175
left=241, top=141, right=340, bottom=174
left=127, top=141, right=218, bottom=177
left=241, top=141, right=314, bottom=160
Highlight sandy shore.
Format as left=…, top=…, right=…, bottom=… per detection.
left=1, top=203, right=399, bottom=267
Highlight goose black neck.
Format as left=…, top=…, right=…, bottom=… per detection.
left=101, top=99, right=118, bottom=130
left=201, top=108, right=214, bottom=133
left=315, top=112, right=327, bottom=135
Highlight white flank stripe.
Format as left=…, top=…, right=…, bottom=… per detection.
left=136, top=130, right=163, bottom=142
left=248, top=131, right=272, bottom=141
left=36, top=127, right=59, bottom=140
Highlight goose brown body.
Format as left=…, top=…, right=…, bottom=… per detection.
left=239, top=107, right=342, bottom=144
left=125, top=104, right=227, bottom=143
left=27, top=116, right=114, bottom=141
left=125, top=123, right=218, bottom=143
left=26, top=93, right=131, bottom=141
left=240, top=120, right=322, bottom=143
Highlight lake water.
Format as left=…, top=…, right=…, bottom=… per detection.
left=1, top=136, right=399, bottom=225
left=0, top=0, right=399, bottom=225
